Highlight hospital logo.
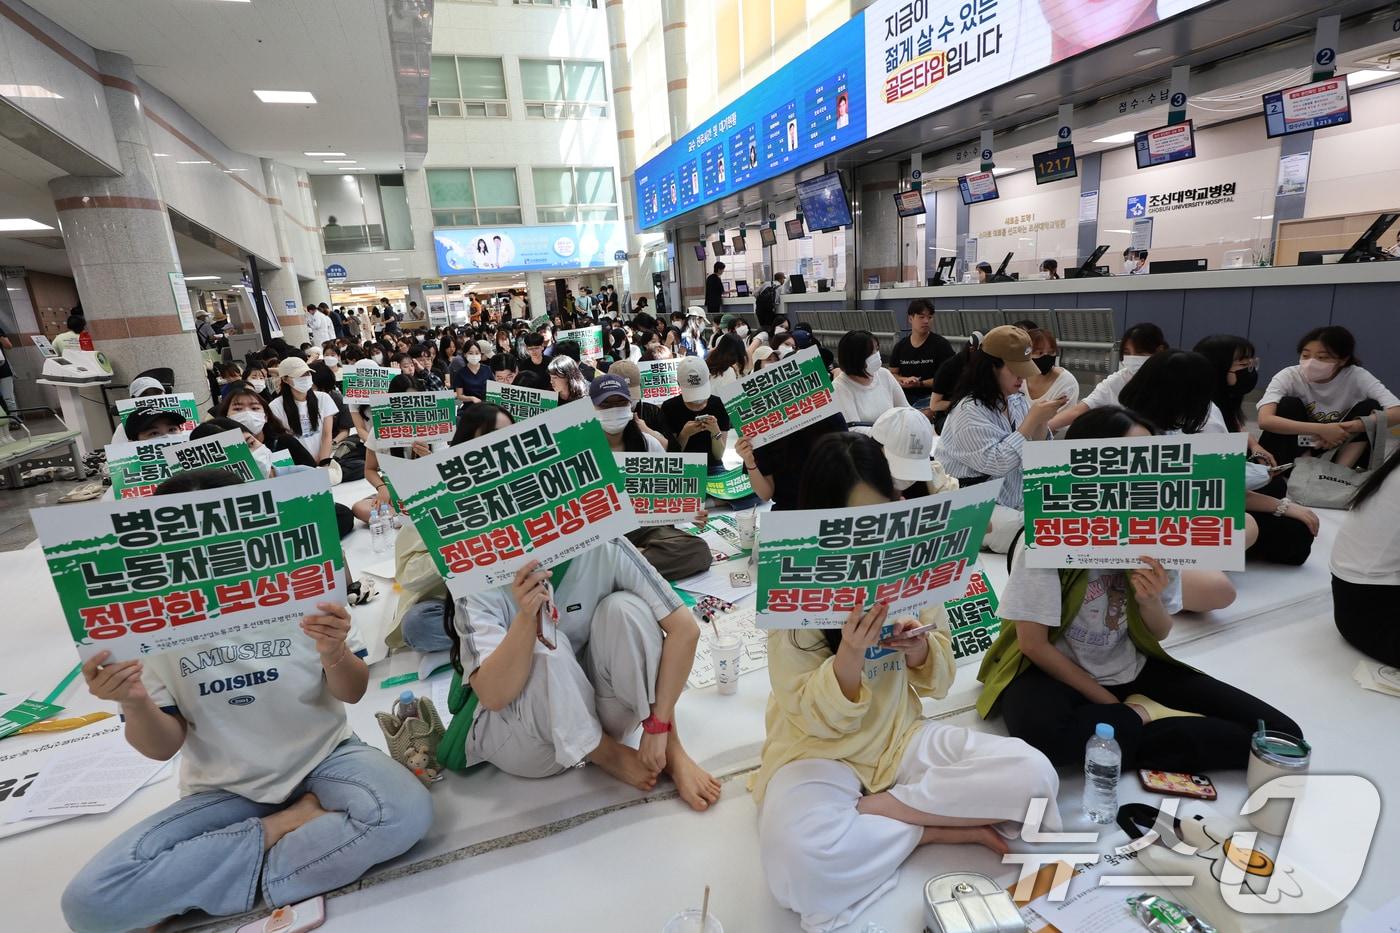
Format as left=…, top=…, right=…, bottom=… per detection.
left=1127, top=195, right=1148, bottom=219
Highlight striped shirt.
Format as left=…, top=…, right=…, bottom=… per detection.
left=935, top=392, right=1037, bottom=509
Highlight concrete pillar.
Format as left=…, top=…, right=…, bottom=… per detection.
left=857, top=163, right=901, bottom=289
left=292, top=171, right=332, bottom=308
left=525, top=272, right=548, bottom=322
left=660, top=0, right=690, bottom=144
left=259, top=159, right=309, bottom=346
left=603, top=0, right=648, bottom=294
left=48, top=52, right=209, bottom=408
left=406, top=279, right=427, bottom=324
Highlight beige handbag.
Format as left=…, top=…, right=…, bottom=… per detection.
left=1286, top=413, right=1387, bottom=509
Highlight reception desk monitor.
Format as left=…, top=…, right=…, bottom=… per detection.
left=759, top=226, right=777, bottom=247
left=795, top=172, right=853, bottom=231
left=990, top=252, right=1016, bottom=283
left=735, top=280, right=751, bottom=297
left=785, top=218, right=806, bottom=239
left=1066, top=245, right=1111, bottom=278
left=1150, top=258, right=1208, bottom=274
left=788, top=274, right=807, bottom=294
left=893, top=189, right=926, bottom=217
left=1135, top=120, right=1197, bottom=169
left=1338, top=212, right=1399, bottom=263
left=958, top=171, right=999, bottom=205
left=928, top=256, right=957, bottom=286
left=816, top=279, right=831, bottom=292
left=693, top=243, right=706, bottom=261
left=731, top=234, right=747, bottom=253
left=1264, top=77, right=1351, bottom=138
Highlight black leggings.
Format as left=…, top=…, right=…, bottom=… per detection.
left=1259, top=396, right=1381, bottom=467
left=1332, top=574, right=1400, bottom=666
left=998, top=657, right=1301, bottom=772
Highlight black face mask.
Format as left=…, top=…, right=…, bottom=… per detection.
left=1034, top=355, right=1057, bottom=375
left=1230, top=369, right=1259, bottom=395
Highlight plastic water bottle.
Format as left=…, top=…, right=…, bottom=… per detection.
left=393, top=690, right=419, bottom=722
left=370, top=504, right=389, bottom=554
left=1083, top=722, right=1121, bottom=824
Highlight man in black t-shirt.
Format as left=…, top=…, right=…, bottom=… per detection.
left=887, top=298, right=953, bottom=408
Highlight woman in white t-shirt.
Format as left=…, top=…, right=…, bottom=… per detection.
left=1048, top=322, right=1169, bottom=432
left=268, top=356, right=335, bottom=464
left=1332, top=448, right=1400, bottom=665
left=61, top=470, right=431, bottom=933
left=977, top=406, right=1302, bottom=772
left=1017, top=321, right=1081, bottom=411
left=1257, top=325, right=1400, bottom=468
left=831, top=330, right=909, bottom=429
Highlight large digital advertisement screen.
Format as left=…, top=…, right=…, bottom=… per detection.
left=433, top=224, right=625, bottom=276
left=634, top=0, right=1214, bottom=232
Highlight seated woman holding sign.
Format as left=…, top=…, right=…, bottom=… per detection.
left=62, top=469, right=431, bottom=933
left=755, top=433, right=1059, bottom=933
left=352, top=374, right=447, bottom=526
left=977, top=406, right=1302, bottom=771
left=215, top=386, right=317, bottom=468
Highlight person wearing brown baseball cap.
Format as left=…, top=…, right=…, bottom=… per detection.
left=934, top=325, right=1068, bottom=517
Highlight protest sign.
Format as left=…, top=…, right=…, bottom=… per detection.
left=1022, top=433, right=1247, bottom=570
left=637, top=359, right=681, bottom=403
left=267, top=449, right=295, bottom=473
left=379, top=403, right=638, bottom=594
left=755, top=482, right=999, bottom=629
left=716, top=346, right=835, bottom=448
left=558, top=326, right=604, bottom=364
left=617, top=453, right=706, bottom=526
left=340, top=362, right=395, bottom=402
left=681, top=513, right=744, bottom=561
left=485, top=380, right=558, bottom=421
left=367, top=390, right=457, bottom=448
left=114, top=393, right=200, bottom=432
left=706, top=465, right=754, bottom=501
left=942, top=566, right=1000, bottom=667
left=105, top=435, right=189, bottom=499
left=34, top=470, right=345, bottom=663
left=163, top=430, right=264, bottom=483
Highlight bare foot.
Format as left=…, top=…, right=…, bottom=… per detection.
left=587, top=735, right=658, bottom=792
left=665, top=741, right=721, bottom=812
left=918, top=823, right=1010, bottom=856
left=261, top=792, right=329, bottom=850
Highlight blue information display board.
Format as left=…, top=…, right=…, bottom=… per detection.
left=432, top=224, right=625, bottom=276
left=634, top=17, right=866, bottom=231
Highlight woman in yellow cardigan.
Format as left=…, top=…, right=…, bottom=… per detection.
left=752, top=432, right=1059, bottom=933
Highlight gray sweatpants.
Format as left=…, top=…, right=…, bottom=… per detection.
left=466, top=592, right=664, bottom=778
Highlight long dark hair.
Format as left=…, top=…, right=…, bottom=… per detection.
left=795, top=432, right=895, bottom=655
left=1297, top=325, right=1358, bottom=367
left=1353, top=444, right=1400, bottom=509
left=836, top=330, right=877, bottom=378
left=707, top=333, right=747, bottom=378
left=451, top=402, right=513, bottom=445
left=1065, top=405, right=1159, bottom=441
left=278, top=375, right=321, bottom=435
left=1119, top=350, right=1214, bottom=434
left=1193, top=334, right=1255, bottom=432
left=950, top=349, right=1009, bottom=413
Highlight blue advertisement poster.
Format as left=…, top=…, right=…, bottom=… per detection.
left=433, top=224, right=626, bottom=276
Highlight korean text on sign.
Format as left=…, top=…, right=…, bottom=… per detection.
left=485, top=380, right=559, bottom=421
left=755, top=481, right=999, bottom=629
left=341, top=363, right=395, bottom=402
left=114, top=393, right=201, bottom=432
left=716, top=346, right=835, bottom=449
left=1021, top=433, right=1247, bottom=571
left=34, top=469, right=345, bottom=663
left=942, top=567, right=1000, bottom=667
left=379, top=403, right=639, bottom=595
left=558, top=326, right=604, bottom=364
left=106, top=435, right=189, bottom=500
left=367, top=390, right=457, bottom=448
left=162, top=430, right=265, bottom=483
left=637, top=359, right=681, bottom=402
left=617, top=452, right=706, bottom=526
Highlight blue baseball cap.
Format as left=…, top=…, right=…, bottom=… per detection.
left=588, top=374, right=632, bottom=406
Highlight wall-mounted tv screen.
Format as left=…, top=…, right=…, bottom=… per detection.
left=759, top=226, right=777, bottom=247
left=1135, top=120, right=1197, bottom=169
left=731, top=234, right=747, bottom=253
left=794, top=172, right=853, bottom=231
left=1263, top=77, right=1351, bottom=138
left=785, top=218, right=805, bottom=239
left=893, top=189, right=926, bottom=217
left=957, top=171, right=999, bottom=205
left=692, top=243, right=705, bottom=261
left=1033, top=145, right=1078, bottom=184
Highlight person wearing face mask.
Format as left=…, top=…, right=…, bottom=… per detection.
left=831, top=330, right=909, bottom=430
left=242, top=364, right=272, bottom=401
left=215, top=386, right=317, bottom=468
left=719, top=313, right=750, bottom=347
left=267, top=357, right=336, bottom=466
left=1257, top=325, right=1400, bottom=469
left=189, top=417, right=287, bottom=480
left=681, top=312, right=709, bottom=358
left=1048, top=322, right=1170, bottom=432
left=451, top=346, right=492, bottom=404
left=1015, top=321, right=1080, bottom=411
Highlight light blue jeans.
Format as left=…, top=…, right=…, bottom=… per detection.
left=400, top=598, right=454, bottom=653
left=61, top=738, right=433, bottom=933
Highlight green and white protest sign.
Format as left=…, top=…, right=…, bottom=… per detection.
left=1022, top=433, right=1247, bottom=570
left=340, top=362, right=395, bottom=403
left=755, top=482, right=999, bottom=629
left=617, top=453, right=706, bottom=526
left=485, top=380, right=558, bottom=421
left=268, top=449, right=296, bottom=473
left=558, top=326, right=603, bottom=364
left=114, top=393, right=200, bottom=433
left=530, top=313, right=551, bottom=330
left=717, top=346, right=834, bottom=449
left=34, top=469, right=345, bottom=662
left=368, top=390, right=457, bottom=448
left=637, top=359, right=681, bottom=403
left=163, top=429, right=264, bottom=482
left=681, top=513, right=744, bottom=560
left=706, top=465, right=754, bottom=501
left=105, top=435, right=189, bottom=499
left=942, top=565, right=1000, bottom=667
left=379, top=403, right=638, bottom=594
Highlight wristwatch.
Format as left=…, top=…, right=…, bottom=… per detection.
left=641, top=715, right=672, bottom=735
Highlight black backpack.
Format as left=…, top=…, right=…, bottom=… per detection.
left=754, top=285, right=778, bottom=327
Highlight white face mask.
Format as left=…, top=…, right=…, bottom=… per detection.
left=230, top=409, right=267, bottom=435
left=1299, top=357, right=1337, bottom=383
left=778, top=344, right=795, bottom=358
left=251, top=442, right=275, bottom=476
left=466, top=353, right=481, bottom=365
left=775, top=325, right=788, bottom=335
left=247, top=378, right=266, bottom=392
left=292, top=375, right=314, bottom=394
left=864, top=350, right=882, bottom=374
left=735, top=325, right=749, bottom=338
left=323, top=356, right=339, bottom=367
left=1121, top=354, right=1149, bottom=374
left=597, top=406, right=633, bottom=434
left=372, top=353, right=384, bottom=365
